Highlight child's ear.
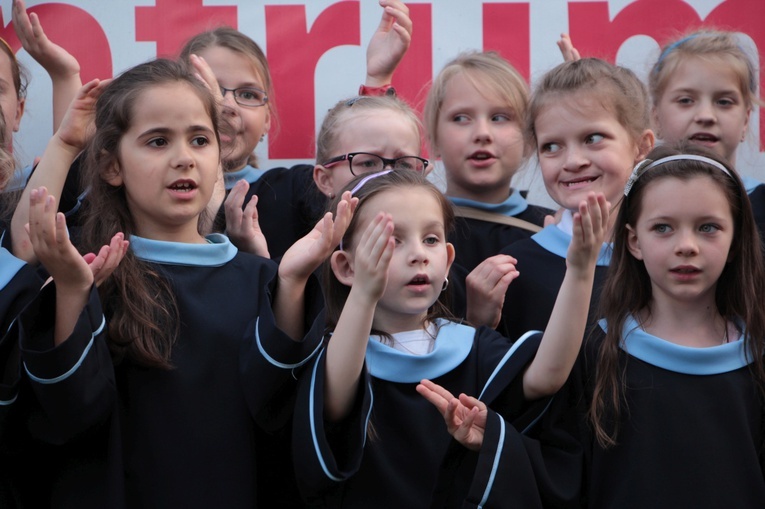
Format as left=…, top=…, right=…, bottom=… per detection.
left=313, top=164, right=335, bottom=199
left=103, top=158, right=123, bottom=187
left=740, top=107, right=751, bottom=143
left=330, top=249, right=355, bottom=286
left=626, top=224, right=643, bottom=260
left=635, top=129, right=656, bottom=164
left=650, top=107, right=662, bottom=139
left=445, top=242, right=456, bottom=273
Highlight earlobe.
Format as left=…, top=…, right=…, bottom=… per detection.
left=313, top=165, right=335, bottom=198
left=650, top=107, right=662, bottom=139
left=13, top=98, right=25, bottom=132
left=331, top=250, right=355, bottom=286
left=103, top=159, right=123, bottom=187
left=635, top=129, right=656, bottom=163
left=626, top=224, right=643, bottom=260
left=444, top=242, right=456, bottom=273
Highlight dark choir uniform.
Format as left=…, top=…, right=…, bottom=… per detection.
left=292, top=319, right=548, bottom=508
left=497, top=215, right=611, bottom=341
left=576, top=319, right=765, bottom=508
left=447, top=191, right=550, bottom=273
left=15, top=234, right=323, bottom=509
left=220, top=164, right=324, bottom=260
left=743, top=176, right=765, bottom=240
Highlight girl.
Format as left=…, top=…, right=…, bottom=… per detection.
left=435, top=145, right=765, bottom=507
left=424, top=51, right=551, bottom=273
left=494, top=58, right=654, bottom=341
left=582, top=145, right=765, bottom=507
left=292, top=169, right=609, bottom=508
left=16, top=58, right=351, bottom=508
left=648, top=30, right=765, bottom=232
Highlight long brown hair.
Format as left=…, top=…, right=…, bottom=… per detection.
left=591, top=144, right=765, bottom=447
left=79, top=59, right=221, bottom=369
left=322, top=170, right=455, bottom=338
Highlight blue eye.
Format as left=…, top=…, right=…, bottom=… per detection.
left=585, top=133, right=604, bottom=144
left=699, top=223, right=720, bottom=233
left=539, top=142, right=561, bottom=154
left=423, top=236, right=439, bottom=245
left=653, top=224, right=671, bottom=234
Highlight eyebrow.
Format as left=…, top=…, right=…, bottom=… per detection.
left=138, top=125, right=215, bottom=137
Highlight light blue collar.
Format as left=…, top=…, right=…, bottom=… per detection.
left=602, top=316, right=753, bottom=375
left=532, top=225, right=612, bottom=266
left=129, top=233, right=237, bottom=266
left=741, top=176, right=762, bottom=195
left=448, top=189, right=528, bottom=217
left=224, top=164, right=266, bottom=190
left=365, top=319, right=475, bottom=382
left=0, top=246, right=26, bottom=292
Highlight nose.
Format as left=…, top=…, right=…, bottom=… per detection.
left=675, top=228, right=699, bottom=256
left=473, top=117, right=492, bottom=143
left=562, top=145, right=588, bottom=172
left=693, top=98, right=717, bottom=125
left=172, top=143, right=195, bottom=169
left=408, top=241, right=429, bottom=266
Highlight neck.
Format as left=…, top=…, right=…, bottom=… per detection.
left=134, top=223, right=207, bottom=244
left=445, top=182, right=511, bottom=204
left=639, top=293, right=725, bottom=347
left=373, top=311, right=429, bottom=335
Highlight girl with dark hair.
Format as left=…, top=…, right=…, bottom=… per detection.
left=17, top=58, right=351, bottom=508
left=293, top=168, right=609, bottom=508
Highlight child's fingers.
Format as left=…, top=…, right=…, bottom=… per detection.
left=458, top=392, right=486, bottom=412
left=416, top=381, right=450, bottom=414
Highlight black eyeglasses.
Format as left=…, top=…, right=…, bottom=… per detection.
left=220, top=86, right=269, bottom=108
left=322, top=152, right=429, bottom=176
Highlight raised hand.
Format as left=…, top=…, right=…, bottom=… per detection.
left=224, top=179, right=270, bottom=257
left=465, top=254, right=519, bottom=329
left=365, top=0, right=413, bottom=87
left=84, top=232, right=130, bottom=288
left=13, top=0, right=83, bottom=131
left=567, top=193, right=610, bottom=272
left=56, top=78, right=111, bottom=151
left=349, top=211, right=395, bottom=304
left=417, top=379, right=487, bottom=451
left=557, top=33, right=581, bottom=62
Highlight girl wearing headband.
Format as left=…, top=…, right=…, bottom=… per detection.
left=292, top=169, right=609, bottom=507
left=433, top=144, right=765, bottom=507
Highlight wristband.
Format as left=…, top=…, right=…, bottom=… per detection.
left=358, top=84, right=396, bottom=97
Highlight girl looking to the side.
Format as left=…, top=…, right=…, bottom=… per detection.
left=292, top=169, right=609, bottom=508
left=424, top=51, right=551, bottom=274
left=492, top=58, right=654, bottom=340
left=18, top=58, right=351, bottom=508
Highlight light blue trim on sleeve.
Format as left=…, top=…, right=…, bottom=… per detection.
left=742, top=176, right=762, bottom=195
left=532, top=225, right=612, bottom=266
left=479, top=330, right=540, bottom=400
left=255, top=316, right=323, bottom=369
left=607, top=316, right=753, bottom=374
left=24, top=316, right=106, bottom=385
left=224, top=165, right=266, bottom=190
left=0, top=393, right=17, bottom=406
left=0, top=246, right=26, bottom=292
left=129, top=233, right=237, bottom=266
left=308, top=350, right=344, bottom=482
left=449, top=189, right=529, bottom=217
left=478, top=413, right=506, bottom=509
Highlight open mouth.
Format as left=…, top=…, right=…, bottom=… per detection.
left=689, top=133, right=719, bottom=143
left=168, top=180, right=197, bottom=193
left=408, top=275, right=430, bottom=286
left=562, top=175, right=599, bottom=188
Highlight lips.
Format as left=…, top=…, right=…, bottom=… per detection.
left=467, top=150, right=496, bottom=167
left=689, top=132, right=719, bottom=144
left=561, top=175, right=600, bottom=188
left=168, top=179, right=198, bottom=192
left=407, top=274, right=430, bottom=286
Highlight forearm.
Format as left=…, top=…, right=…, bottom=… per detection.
left=324, top=290, right=376, bottom=421
left=53, top=283, right=91, bottom=346
left=51, top=73, right=82, bottom=132
left=273, top=275, right=307, bottom=342
left=522, top=267, right=594, bottom=400
left=11, top=136, right=81, bottom=263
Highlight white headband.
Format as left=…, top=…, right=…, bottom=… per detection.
left=624, top=154, right=732, bottom=196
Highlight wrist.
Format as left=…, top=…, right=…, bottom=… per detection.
left=359, top=83, right=395, bottom=97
